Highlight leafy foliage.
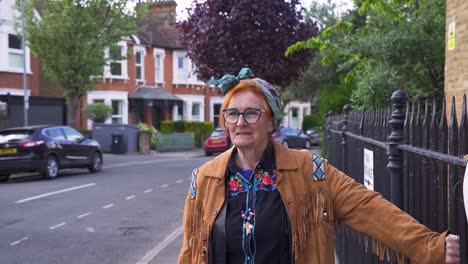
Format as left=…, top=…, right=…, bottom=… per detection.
left=16, top=0, right=147, bottom=127
left=180, top=0, right=319, bottom=86
left=286, top=0, right=445, bottom=110
left=82, top=103, right=112, bottom=123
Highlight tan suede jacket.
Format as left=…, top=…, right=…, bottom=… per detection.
left=178, top=141, right=447, bottom=264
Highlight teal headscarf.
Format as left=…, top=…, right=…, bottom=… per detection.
left=208, top=68, right=283, bottom=126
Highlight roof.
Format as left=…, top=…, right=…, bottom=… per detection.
left=129, top=86, right=183, bottom=101
left=138, top=19, right=184, bottom=49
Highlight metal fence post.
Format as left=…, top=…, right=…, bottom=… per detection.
left=387, top=90, right=407, bottom=209
left=342, top=105, right=351, bottom=174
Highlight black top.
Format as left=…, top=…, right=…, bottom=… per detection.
left=220, top=142, right=292, bottom=264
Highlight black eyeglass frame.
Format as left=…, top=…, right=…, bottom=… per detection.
left=222, top=108, right=265, bottom=124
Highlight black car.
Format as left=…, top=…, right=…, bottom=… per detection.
left=272, top=127, right=311, bottom=149
left=0, top=125, right=103, bottom=182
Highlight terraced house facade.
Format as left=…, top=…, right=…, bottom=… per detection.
left=0, top=0, right=311, bottom=131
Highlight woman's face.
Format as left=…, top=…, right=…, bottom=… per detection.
left=224, top=90, right=273, bottom=150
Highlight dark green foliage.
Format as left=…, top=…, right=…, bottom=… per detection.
left=82, top=103, right=112, bottom=123
left=180, top=0, right=319, bottom=86
left=302, top=115, right=322, bottom=131
left=287, top=0, right=445, bottom=111
left=158, top=121, right=214, bottom=147
left=174, top=120, right=186, bottom=132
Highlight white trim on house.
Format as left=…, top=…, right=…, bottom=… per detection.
left=175, top=94, right=205, bottom=121
left=210, top=96, right=224, bottom=124
left=133, top=46, right=146, bottom=83
left=0, top=88, right=31, bottom=96
left=153, top=48, right=165, bottom=85
left=172, top=50, right=205, bottom=86
left=0, top=9, right=32, bottom=74
left=103, top=40, right=129, bottom=81
left=86, top=90, right=129, bottom=128
left=281, top=101, right=311, bottom=130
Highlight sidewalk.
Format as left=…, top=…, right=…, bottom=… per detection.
left=103, top=148, right=205, bottom=166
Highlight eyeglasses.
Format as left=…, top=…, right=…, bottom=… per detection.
left=222, top=108, right=265, bottom=124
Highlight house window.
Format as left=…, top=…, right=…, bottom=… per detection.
left=135, top=50, right=144, bottom=81
left=177, top=56, right=185, bottom=70
left=8, top=34, right=23, bottom=68
left=155, top=53, right=163, bottom=82
left=93, top=99, right=104, bottom=104
left=111, top=100, right=123, bottom=124
left=110, top=46, right=122, bottom=76
left=192, top=103, right=200, bottom=121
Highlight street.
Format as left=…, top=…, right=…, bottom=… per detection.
left=0, top=150, right=210, bottom=264
left=0, top=148, right=320, bottom=264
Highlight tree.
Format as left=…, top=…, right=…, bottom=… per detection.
left=287, top=0, right=445, bottom=110
left=180, top=0, right=319, bottom=86
left=16, top=0, right=146, bottom=127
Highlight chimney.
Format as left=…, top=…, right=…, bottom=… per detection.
left=147, top=0, right=177, bottom=25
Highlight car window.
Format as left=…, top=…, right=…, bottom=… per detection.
left=211, top=130, right=225, bottom=137
left=62, top=127, right=83, bottom=141
left=0, top=130, right=33, bottom=143
left=45, top=128, right=66, bottom=140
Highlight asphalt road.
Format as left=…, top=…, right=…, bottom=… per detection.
left=0, top=148, right=321, bottom=264
left=0, top=150, right=210, bottom=264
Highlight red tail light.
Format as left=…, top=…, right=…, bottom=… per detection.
left=19, top=140, right=44, bottom=148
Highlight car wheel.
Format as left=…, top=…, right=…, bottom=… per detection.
left=0, top=173, right=10, bottom=182
left=42, top=155, right=59, bottom=179
left=282, top=140, right=289, bottom=148
left=305, top=140, right=311, bottom=149
left=205, top=151, right=212, bottom=156
left=88, top=152, right=103, bottom=173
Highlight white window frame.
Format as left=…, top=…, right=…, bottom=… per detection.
left=86, top=90, right=128, bottom=128
left=134, top=46, right=146, bottom=82
left=0, top=31, right=32, bottom=74
left=103, top=41, right=128, bottom=80
left=111, top=99, right=124, bottom=124
left=153, top=48, right=165, bottom=84
left=192, top=102, right=201, bottom=121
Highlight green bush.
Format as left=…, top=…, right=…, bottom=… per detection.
left=302, top=114, right=324, bottom=131
left=82, top=103, right=112, bottom=123
left=160, top=121, right=174, bottom=133
left=158, top=120, right=214, bottom=147
left=174, top=120, right=186, bottom=132
left=138, top=122, right=158, bottom=149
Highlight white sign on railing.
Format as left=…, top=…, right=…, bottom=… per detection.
left=364, top=148, right=374, bottom=190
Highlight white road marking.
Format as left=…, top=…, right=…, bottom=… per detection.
left=15, top=183, right=96, bottom=204
left=126, top=195, right=136, bottom=200
left=49, top=222, right=66, bottom=230
left=10, top=236, right=28, bottom=246
left=144, top=189, right=153, bottom=193
left=160, top=184, right=169, bottom=188
left=77, top=212, right=93, bottom=219
left=135, top=226, right=183, bottom=264
left=86, top=227, right=95, bottom=233
left=176, top=180, right=183, bottom=183
left=102, top=204, right=114, bottom=209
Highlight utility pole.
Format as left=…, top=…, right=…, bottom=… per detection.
left=20, top=0, right=29, bottom=126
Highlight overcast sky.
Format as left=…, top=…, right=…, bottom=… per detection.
left=174, top=0, right=354, bottom=21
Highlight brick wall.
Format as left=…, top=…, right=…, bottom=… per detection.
left=445, top=0, right=468, bottom=118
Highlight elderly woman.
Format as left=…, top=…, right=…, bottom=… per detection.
left=178, top=68, right=460, bottom=264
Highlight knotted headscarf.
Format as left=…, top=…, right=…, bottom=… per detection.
left=208, top=68, right=283, bottom=126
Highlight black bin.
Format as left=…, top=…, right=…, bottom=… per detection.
left=111, top=133, right=126, bottom=154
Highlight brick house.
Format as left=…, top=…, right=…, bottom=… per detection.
left=0, top=0, right=39, bottom=98
left=83, top=0, right=225, bottom=130
left=1, top=0, right=311, bottom=131
left=445, top=0, right=468, bottom=119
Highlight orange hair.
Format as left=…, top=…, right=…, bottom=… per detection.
left=219, top=79, right=273, bottom=130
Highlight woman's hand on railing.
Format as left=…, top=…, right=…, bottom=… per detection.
left=445, top=234, right=460, bottom=264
